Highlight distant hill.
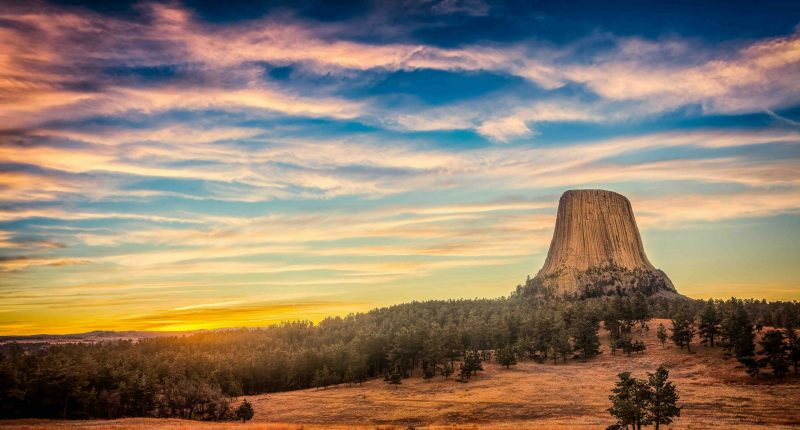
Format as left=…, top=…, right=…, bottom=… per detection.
left=0, top=330, right=195, bottom=345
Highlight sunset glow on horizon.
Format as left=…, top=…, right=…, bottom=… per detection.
left=1, top=1, right=799, bottom=335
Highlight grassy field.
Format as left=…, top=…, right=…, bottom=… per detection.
left=3, top=319, right=799, bottom=429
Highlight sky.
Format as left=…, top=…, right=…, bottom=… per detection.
left=1, top=0, right=799, bottom=335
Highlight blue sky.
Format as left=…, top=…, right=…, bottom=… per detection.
left=1, top=0, right=799, bottom=334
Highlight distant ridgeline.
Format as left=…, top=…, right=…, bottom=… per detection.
left=524, top=190, right=678, bottom=298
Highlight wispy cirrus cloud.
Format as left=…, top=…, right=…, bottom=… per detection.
left=2, top=128, right=798, bottom=209
left=3, top=3, right=800, bottom=140
left=1, top=1, right=799, bottom=334
left=561, top=32, right=800, bottom=114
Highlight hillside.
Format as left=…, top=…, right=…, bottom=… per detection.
left=4, top=319, right=798, bottom=429
left=244, top=318, right=800, bottom=428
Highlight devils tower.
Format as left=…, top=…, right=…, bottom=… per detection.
left=531, top=189, right=677, bottom=297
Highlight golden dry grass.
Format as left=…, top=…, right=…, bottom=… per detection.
left=3, top=319, right=799, bottom=429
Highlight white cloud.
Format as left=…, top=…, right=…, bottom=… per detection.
left=476, top=116, right=535, bottom=142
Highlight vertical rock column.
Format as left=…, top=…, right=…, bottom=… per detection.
left=533, top=189, right=676, bottom=296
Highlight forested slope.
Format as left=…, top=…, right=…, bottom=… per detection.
left=1, top=288, right=798, bottom=421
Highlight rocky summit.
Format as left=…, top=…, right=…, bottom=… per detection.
left=531, top=189, right=677, bottom=297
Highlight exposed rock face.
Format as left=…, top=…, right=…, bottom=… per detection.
left=531, top=189, right=677, bottom=297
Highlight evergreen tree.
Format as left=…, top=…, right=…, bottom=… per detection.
left=343, top=358, right=367, bottom=386
left=632, top=340, right=646, bottom=355
left=759, top=330, right=790, bottom=378
left=670, top=308, right=695, bottom=353
left=604, top=313, right=622, bottom=342
left=422, top=328, right=445, bottom=375
left=496, top=345, right=517, bottom=369
left=311, top=366, right=335, bottom=389
left=572, top=309, right=601, bottom=359
left=234, top=399, right=254, bottom=422
left=620, top=297, right=636, bottom=335
left=607, top=372, right=650, bottom=430
left=458, top=350, right=484, bottom=381
left=618, top=337, right=633, bottom=357
left=646, top=365, right=680, bottom=430
left=550, top=321, right=572, bottom=363
left=457, top=363, right=469, bottom=381
left=631, top=292, right=651, bottom=328
left=385, top=367, right=403, bottom=387
left=343, top=365, right=357, bottom=386
left=656, top=323, right=668, bottom=348
left=440, top=361, right=454, bottom=380
left=607, top=295, right=635, bottom=339
left=727, top=303, right=759, bottom=378
left=697, top=300, right=721, bottom=347
left=515, top=336, right=535, bottom=360
left=785, top=328, right=800, bottom=375
left=387, top=334, right=414, bottom=378
left=720, top=301, right=739, bottom=350
left=422, top=364, right=436, bottom=380
left=533, top=313, right=553, bottom=361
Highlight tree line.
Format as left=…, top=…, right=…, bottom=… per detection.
left=666, top=298, right=800, bottom=378
left=0, top=289, right=797, bottom=421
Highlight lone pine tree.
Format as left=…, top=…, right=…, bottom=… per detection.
left=670, top=308, right=695, bottom=353
left=385, top=367, right=403, bottom=387
left=607, top=372, right=651, bottom=430
left=647, top=365, right=681, bottom=430
left=440, top=361, right=454, bottom=380
left=656, top=323, right=668, bottom=348
left=235, top=399, right=254, bottom=422
left=496, top=345, right=517, bottom=369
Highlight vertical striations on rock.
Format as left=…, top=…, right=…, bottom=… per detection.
left=531, top=189, right=677, bottom=297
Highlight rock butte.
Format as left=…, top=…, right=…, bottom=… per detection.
left=532, top=189, right=678, bottom=297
